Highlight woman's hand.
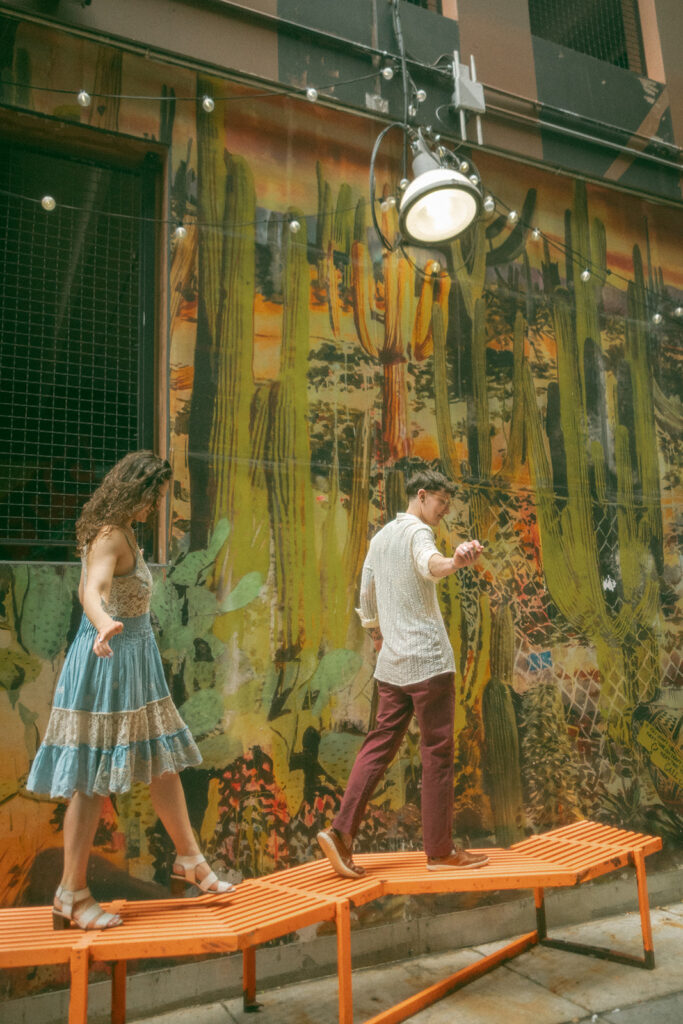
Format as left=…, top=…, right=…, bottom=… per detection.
left=93, top=620, right=124, bottom=658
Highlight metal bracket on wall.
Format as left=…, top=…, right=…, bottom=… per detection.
left=452, top=51, right=485, bottom=145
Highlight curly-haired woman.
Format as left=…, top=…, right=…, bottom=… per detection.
left=27, top=451, right=233, bottom=930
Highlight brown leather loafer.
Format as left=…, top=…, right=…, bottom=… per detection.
left=427, top=849, right=490, bottom=870
left=317, top=828, right=366, bottom=879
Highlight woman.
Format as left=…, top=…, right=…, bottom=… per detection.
left=27, top=451, right=233, bottom=930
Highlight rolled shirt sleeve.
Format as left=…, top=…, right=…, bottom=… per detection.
left=356, top=558, right=379, bottom=628
left=411, top=527, right=440, bottom=581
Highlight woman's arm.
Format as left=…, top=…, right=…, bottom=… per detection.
left=83, top=528, right=129, bottom=657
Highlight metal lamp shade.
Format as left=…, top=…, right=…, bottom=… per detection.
left=398, top=168, right=482, bottom=244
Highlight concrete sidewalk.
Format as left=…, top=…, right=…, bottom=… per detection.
left=134, top=901, right=683, bottom=1024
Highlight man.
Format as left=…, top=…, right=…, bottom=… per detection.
left=318, top=468, right=489, bottom=877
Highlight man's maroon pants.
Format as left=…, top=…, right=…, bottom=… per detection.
left=333, top=672, right=455, bottom=858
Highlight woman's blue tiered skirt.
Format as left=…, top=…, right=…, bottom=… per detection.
left=27, top=613, right=202, bottom=798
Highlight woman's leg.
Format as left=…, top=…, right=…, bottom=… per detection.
left=150, top=772, right=226, bottom=890
left=149, top=771, right=200, bottom=856
left=56, top=791, right=122, bottom=926
left=60, top=791, right=106, bottom=890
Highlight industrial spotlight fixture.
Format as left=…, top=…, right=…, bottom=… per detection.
left=369, top=124, right=483, bottom=252
left=398, top=130, right=483, bottom=245
left=370, top=0, right=487, bottom=255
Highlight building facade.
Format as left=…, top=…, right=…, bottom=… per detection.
left=0, top=0, right=681, bottom=1006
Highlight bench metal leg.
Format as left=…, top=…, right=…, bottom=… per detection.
left=362, top=930, right=538, bottom=1024
left=537, top=853, right=656, bottom=969
left=336, top=899, right=353, bottom=1024
left=111, top=960, right=127, bottom=1024
left=69, top=940, right=90, bottom=1024
left=242, top=946, right=261, bottom=1012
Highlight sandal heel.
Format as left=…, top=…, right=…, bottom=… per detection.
left=52, top=910, right=71, bottom=930
left=169, top=876, right=187, bottom=897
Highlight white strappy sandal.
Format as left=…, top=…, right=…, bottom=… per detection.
left=52, top=885, right=123, bottom=930
left=170, top=854, right=235, bottom=895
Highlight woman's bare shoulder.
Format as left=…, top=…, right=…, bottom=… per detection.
left=88, top=525, right=131, bottom=557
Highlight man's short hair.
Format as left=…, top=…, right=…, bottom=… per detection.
left=405, top=468, right=456, bottom=498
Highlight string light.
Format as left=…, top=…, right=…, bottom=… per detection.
left=381, top=66, right=395, bottom=81
left=201, top=96, right=215, bottom=112
left=459, top=160, right=469, bottom=174
left=306, top=87, right=318, bottom=103
left=416, top=89, right=427, bottom=103
left=1, top=167, right=677, bottom=327
left=431, top=261, right=441, bottom=275
left=469, top=174, right=479, bottom=186
left=399, top=178, right=409, bottom=191
left=77, top=90, right=91, bottom=108
left=408, top=104, right=417, bottom=117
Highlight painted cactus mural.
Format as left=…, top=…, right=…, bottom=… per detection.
left=0, top=27, right=681, bottom=1016
left=523, top=182, right=663, bottom=745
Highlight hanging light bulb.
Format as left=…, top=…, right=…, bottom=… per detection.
left=483, top=195, right=495, bottom=214
left=399, top=178, right=410, bottom=191
left=77, top=90, right=91, bottom=108
left=173, top=225, right=187, bottom=240
left=507, top=210, right=519, bottom=225
left=580, top=268, right=591, bottom=282
left=398, top=131, right=483, bottom=245
left=459, top=160, right=469, bottom=174
left=41, top=195, right=56, bottom=211
left=416, top=89, right=427, bottom=103
left=306, top=87, right=318, bottom=102
left=408, top=104, right=417, bottom=117
left=201, top=95, right=215, bottom=112
left=469, top=174, right=479, bottom=186
left=652, top=312, right=663, bottom=325
left=674, top=306, right=683, bottom=318
left=288, top=219, right=301, bottom=234
left=532, top=227, right=541, bottom=241
left=431, top=261, right=441, bottom=275
left=381, top=65, right=394, bottom=81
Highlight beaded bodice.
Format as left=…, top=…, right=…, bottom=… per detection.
left=82, top=532, right=153, bottom=618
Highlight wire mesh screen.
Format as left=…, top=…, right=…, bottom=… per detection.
left=0, top=145, right=153, bottom=560
left=528, top=0, right=646, bottom=74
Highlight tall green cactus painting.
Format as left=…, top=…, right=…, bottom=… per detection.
left=523, top=182, right=663, bottom=745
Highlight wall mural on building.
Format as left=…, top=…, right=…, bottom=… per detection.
left=0, top=18, right=681, bottom=998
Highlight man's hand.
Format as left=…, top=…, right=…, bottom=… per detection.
left=453, top=539, right=484, bottom=570
left=368, top=627, right=383, bottom=653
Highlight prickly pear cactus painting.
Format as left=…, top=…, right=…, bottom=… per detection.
left=0, top=23, right=681, bottom=1005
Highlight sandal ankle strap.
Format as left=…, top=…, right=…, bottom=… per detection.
left=174, top=853, right=205, bottom=869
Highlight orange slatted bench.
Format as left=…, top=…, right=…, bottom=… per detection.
left=0, top=821, right=662, bottom=1024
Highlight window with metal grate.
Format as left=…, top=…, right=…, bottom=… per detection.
left=528, top=0, right=646, bottom=74
left=0, top=144, right=157, bottom=561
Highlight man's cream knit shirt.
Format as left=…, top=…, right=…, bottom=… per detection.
left=357, top=513, right=455, bottom=687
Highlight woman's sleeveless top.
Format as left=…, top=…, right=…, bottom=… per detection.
left=82, top=529, right=153, bottom=618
